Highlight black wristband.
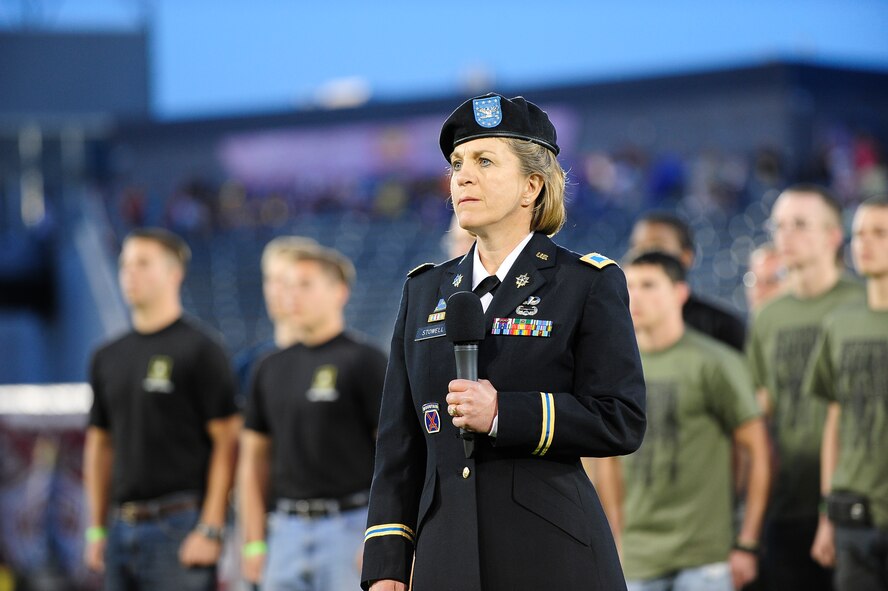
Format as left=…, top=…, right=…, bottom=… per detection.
left=194, top=522, right=225, bottom=542
left=732, top=539, right=760, bottom=556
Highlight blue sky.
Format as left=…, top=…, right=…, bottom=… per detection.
left=4, top=0, right=887, bottom=119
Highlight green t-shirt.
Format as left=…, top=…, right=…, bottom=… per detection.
left=622, top=329, right=760, bottom=581
left=804, top=303, right=888, bottom=528
left=747, top=277, right=864, bottom=521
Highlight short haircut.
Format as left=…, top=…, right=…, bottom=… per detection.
left=294, top=244, right=356, bottom=288
left=859, top=194, right=888, bottom=209
left=636, top=211, right=694, bottom=252
left=124, top=227, right=191, bottom=270
left=624, top=250, right=688, bottom=284
left=261, top=235, right=319, bottom=272
left=780, top=183, right=843, bottom=227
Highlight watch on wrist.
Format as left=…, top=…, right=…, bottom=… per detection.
left=732, top=539, right=760, bottom=556
left=194, top=522, right=225, bottom=542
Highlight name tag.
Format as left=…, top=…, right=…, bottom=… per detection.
left=415, top=325, right=447, bottom=341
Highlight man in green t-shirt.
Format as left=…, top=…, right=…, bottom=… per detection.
left=596, top=251, right=770, bottom=591
left=807, top=196, right=888, bottom=591
left=747, top=184, right=865, bottom=591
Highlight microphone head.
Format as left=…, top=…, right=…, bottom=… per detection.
left=446, top=291, right=486, bottom=344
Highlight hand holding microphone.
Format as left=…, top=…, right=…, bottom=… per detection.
left=445, top=291, right=497, bottom=457
left=446, top=378, right=498, bottom=434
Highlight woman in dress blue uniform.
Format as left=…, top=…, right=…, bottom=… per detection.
left=362, top=93, right=646, bottom=591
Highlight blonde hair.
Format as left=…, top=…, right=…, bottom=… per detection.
left=261, top=236, right=318, bottom=272
left=504, top=138, right=566, bottom=236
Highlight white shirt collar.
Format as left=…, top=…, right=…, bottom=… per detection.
left=471, top=232, right=535, bottom=289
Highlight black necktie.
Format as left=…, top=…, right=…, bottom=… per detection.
left=473, top=275, right=500, bottom=298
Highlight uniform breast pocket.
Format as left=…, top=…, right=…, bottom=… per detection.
left=485, top=321, right=575, bottom=390
left=511, top=462, right=590, bottom=546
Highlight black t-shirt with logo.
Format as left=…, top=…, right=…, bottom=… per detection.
left=88, top=317, right=239, bottom=503
left=244, top=332, right=387, bottom=501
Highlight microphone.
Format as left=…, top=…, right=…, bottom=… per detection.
left=446, top=291, right=486, bottom=458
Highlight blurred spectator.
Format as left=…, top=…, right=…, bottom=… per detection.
left=806, top=196, right=888, bottom=591
left=118, top=187, right=146, bottom=230
left=629, top=211, right=747, bottom=351
left=257, top=193, right=289, bottom=228
left=747, top=184, right=866, bottom=591
left=164, top=180, right=214, bottom=236
left=597, top=251, right=769, bottom=591
left=372, top=180, right=409, bottom=218
left=855, top=135, right=888, bottom=201
left=84, top=228, right=240, bottom=591
left=686, top=149, right=748, bottom=216
left=238, top=245, right=386, bottom=589
left=218, top=181, right=252, bottom=230
left=744, top=242, right=787, bottom=314
left=647, top=153, right=686, bottom=208
left=747, top=147, right=786, bottom=205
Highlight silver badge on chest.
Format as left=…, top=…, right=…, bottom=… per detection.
left=515, top=295, right=540, bottom=316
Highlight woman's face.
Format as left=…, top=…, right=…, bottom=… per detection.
left=449, top=137, right=539, bottom=236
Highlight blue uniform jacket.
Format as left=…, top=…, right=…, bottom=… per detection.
left=362, top=232, right=646, bottom=591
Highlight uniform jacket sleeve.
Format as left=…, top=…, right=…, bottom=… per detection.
left=361, top=282, right=426, bottom=588
left=494, top=265, right=646, bottom=458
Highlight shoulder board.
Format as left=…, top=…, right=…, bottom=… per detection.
left=579, top=252, right=618, bottom=270
left=407, top=262, right=435, bottom=277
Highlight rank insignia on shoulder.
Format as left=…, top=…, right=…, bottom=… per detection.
left=580, top=252, right=617, bottom=269
left=407, top=263, right=435, bottom=277
left=423, top=403, right=441, bottom=434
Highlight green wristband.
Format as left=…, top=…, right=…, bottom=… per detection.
left=85, top=526, right=107, bottom=543
left=242, top=540, right=268, bottom=557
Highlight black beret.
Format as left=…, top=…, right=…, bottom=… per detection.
left=439, top=92, right=559, bottom=161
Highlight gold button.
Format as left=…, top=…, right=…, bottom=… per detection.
left=462, top=467, right=471, bottom=479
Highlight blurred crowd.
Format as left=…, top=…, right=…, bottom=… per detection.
left=106, top=132, right=887, bottom=239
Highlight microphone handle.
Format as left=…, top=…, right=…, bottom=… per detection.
left=453, top=343, right=478, bottom=458
left=454, top=344, right=478, bottom=382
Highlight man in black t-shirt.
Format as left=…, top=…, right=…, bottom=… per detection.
left=84, top=228, right=240, bottom=591
left=629, top=211, right=747, bottom=351
left=238, top=244, right=387, bottom=590
left=232, top=235, right=319, bottom=402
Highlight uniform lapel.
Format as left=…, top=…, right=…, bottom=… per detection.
left=440, top=245, right=475, bottom=305
left=485, top=233, right=557, bottom=324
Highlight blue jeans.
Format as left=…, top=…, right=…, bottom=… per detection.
left=264, top=507, right=367, bottom=591
left=627, top=562, right=732, bottom=591
left=834, top=525, right=888, bottom=591
left=104, top=506, right=216, bottom=591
